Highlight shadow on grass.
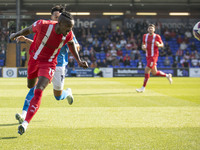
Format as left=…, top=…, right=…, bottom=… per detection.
left=0, top=123, right=18, bottom=127
left=0, top=137, right=17, bottom=140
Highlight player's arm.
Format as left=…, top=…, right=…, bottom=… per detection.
left=142, top=34, right=147, bottom=51
left=155, top=35, right=164, bottom=48
left=142, top=42, right=147, bottom=51
left=67, top=40, right=88, bottom=69
left=10, top=26, right=33, bottom=41
left=155, top=41, right=164, bottom=48
left=16, top=36, right=33, bottom=45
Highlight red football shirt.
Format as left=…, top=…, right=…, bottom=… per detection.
left=30, top=20, right=73, bottom=65
left=143, top=33, right=162, bottom=57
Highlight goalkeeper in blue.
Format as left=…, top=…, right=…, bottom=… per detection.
left=15, top=5, right=80, bottom=124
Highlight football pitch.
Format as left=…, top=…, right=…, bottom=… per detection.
left=0, top=77, right=200, bottom=150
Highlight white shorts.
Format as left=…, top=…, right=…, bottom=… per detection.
left=52, top=66, right=65, bottom=90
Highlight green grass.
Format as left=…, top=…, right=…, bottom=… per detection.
left=0, top=77, right=200, bottom=150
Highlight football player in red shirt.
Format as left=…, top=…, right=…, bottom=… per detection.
left=10, top=11, right=88, bottom=135
left=136, top=24, right=172, bottom=93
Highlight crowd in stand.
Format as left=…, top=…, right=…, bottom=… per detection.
left=1, top=20, right=200, bottom=68
left=0, top=26, right=9, bottom=66
left=71, top=21, right=200, bottom=68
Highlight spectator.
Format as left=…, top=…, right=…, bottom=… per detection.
left=164, top=56, right=171, bottom=67
left=194, top=50, right=200, bottom=59
left=180, top=58, right=189, bottom=68
left=70, top=67, right=77, bottom=77
left=93, top=43, right=101, bottom=53
left=123, top=54, right=131, bottom=66
left=166, top=48, right=172, bottom=56
left=137, top=58, right=144, bottom=68
left=190, top=42, right=197, bottom=51
left=177, top=35, right=183, bottom=44
left=183, top=51, right=190, bottom=60
left=180, top=41, right=187, bottom=50
left=112, top=56, right=120, bottom=67
left=185, top=29, right=192, bottom=39
left=21, top=48, right=27, bottom=67
left=68, top=58, right=75, bottom=68
left=172, top=60, right=178, bottom=68
left=117, top=48, right=123, bottom=56
left=93, top=67, right=103, bottom=77
left=100, top=43, right=106, bottom=53
left=130, top=51, right=135, bottom=60
left=110, top=47, right=117, bottom=57
left=90, top=61, right=98, bottom=68
left=86, top=34, right=93, bottom=44
left=170, top=29, right=176, bottom=38
left=120, top=37, right=127, bottom=48
left=134, top=50, right=141, bottom=60
left=123, top=57, right=130, bottom=66
left=83, top=47, right=90, bottom=58
left=175, top=48, right=183, bottom=62
left=160, top=49, right=166, bottom=57
left=106, top=50, right=112, bottom=65
left=163, top=28, right=171, bottom=41
left=101, top=59, right=108, bottom=67
left=191, top=57, right=199, bottom=67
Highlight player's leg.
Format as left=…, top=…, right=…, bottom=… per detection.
left=136, top=66, right=151, bottom=93
left=18, top=76, right=49, bottom=135
left=18, top=65, right=54, bottom=135
left=15, top=85, right=35, bottom=124
left=152, top=65, right=172, bottom=84
left=52, top=67, right=74, bottom=104
left=136, top=57, right=153, bottom=93
left=16, top=61, right=38, bottom=124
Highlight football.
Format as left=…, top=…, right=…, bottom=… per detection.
left=193, top=21, right=200, bottom=41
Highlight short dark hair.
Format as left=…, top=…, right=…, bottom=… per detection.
left=61, top=11, right=74, bottom=20
left=148, top=24, right=155, bottom=28
left=51, top=5, right=64, bottom=14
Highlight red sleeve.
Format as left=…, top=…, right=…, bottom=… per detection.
left=156, top=34, right=163, bottom=44
left=142, top=34, right=146, bottom=44
left=32, top=20, right=43, bottom=33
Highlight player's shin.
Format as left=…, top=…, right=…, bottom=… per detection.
left=22, top=86, right=35, bottom=112
left=143, top=73, right=150, bottom=87
left=25, top=89, right=43, bottom=123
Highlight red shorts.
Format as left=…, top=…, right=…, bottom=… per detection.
left=27, top=57, right=56, bottom=82
left=146, top=57, right=158, bottom=69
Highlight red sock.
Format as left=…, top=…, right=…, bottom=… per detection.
left=25, top=89, right=43, bottom=123
left=143, top=73, right=150, bottom=87
left=156, top=71, right=166, bottom=77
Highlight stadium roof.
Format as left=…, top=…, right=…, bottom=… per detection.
left=0, top=0, right=200, bottom=16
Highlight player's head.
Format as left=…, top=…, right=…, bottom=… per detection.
left=147, top=24, right=155, bottom=34
left=51, top=5, right=63, bottom=21
left=58, top=11, right=74, bottom=36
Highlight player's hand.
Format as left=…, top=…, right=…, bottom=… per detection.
left=155, top=41, right=160, bottom=46
left=16, top=36, right=26, bottom=43
left=78, top=61, right=89, bottom=69
left=10, top=33, right=17, bottom=41
left=142, top=45, right=146, bottom=51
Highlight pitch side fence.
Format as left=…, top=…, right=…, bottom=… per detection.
left=0, top=67, right=200, bottom=78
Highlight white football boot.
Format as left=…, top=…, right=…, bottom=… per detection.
left=66, top=88, right=74, bottom=105
left=15, top=113, right=25, bottom=124
left=18, top=121, right=28, bottom=135
left=136, top=87, right=145, bottom=93
left=167, top=74, right=173, bottom=84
